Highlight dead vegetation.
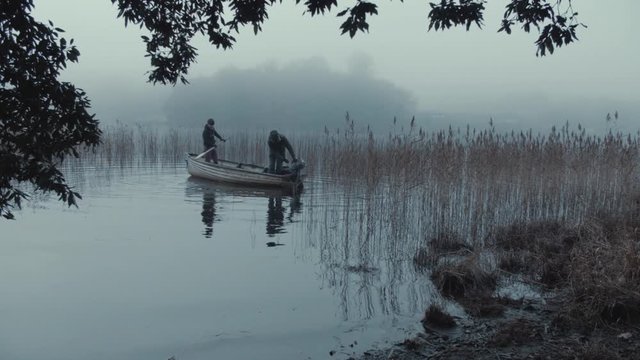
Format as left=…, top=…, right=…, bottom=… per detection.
left=430, top=252, right=497, bottom=299
left=404, top=212, right=640, bottom=359
left=428, top=230, right=472, bottom=254
left=493, top=220, right=579, bottom=287
left=413, top=230, right=472, bottom=271
left=565, top=217, right=640, bottom=325
left=422, top=304, right=457, bottom=329
left=576, top=341, right=620, bottom=360
left=488, top=214, right=640, bottom=327
left=488, top=318, right=543, bottom=347
left=459, top=296, right=506, bottom=318
left=404, top=210, right=640, bottom=360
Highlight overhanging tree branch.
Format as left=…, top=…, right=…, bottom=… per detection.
left=109, top=0, right=584, bottom=85
left=1, top=0, right=101, bottom=219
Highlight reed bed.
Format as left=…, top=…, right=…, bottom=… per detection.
left=310, top=121, right=639, bottom=250
left=71, top=120, right=640, bottom=262
left=61, top=120, right=640, bottom=320
left=66, top=122, right=640, bottom=231
left=32, top=118, right=640, bottom=328
left=66, top=123, right=315, bottom=172
left=68, top=123, right=201, bottom=168
left=303, top=120, right=640, bottom=325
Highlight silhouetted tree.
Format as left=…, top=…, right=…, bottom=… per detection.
left=1, top=0, right=582, bottom=219
left=1, top=0, right=101, bottom=219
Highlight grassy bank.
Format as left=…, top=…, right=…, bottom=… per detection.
left=364, top=211, right=640, bottom=359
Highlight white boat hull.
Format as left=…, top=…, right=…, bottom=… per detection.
left=185, top=154, right=304, bottom=189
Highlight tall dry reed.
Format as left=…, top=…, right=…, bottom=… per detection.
left=58, top=119, right=640, bottom=320
left=69, top=121, right=640, bottom=252
left=300, top=119, right=640, bottom=318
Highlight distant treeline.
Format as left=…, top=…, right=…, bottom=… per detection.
left=161, top=58, right=639, bottom=135
left=163, top=58, right=423, bottom=133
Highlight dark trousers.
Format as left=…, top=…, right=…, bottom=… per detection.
left=268, top=153, right=283, bottom=174
left=204, top=146, right=218, bottom=163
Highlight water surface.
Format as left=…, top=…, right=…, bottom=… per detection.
left=0, top=164, right=427, bottom=360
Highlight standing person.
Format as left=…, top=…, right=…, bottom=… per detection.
left=202, top=118, right=226, bottom=163
left=268, top=130, right=297, bottom=174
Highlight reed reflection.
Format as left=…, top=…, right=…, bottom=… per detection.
left=289, top=193, right=302, bottom=221
left=306, top=182, right=437, bottom=322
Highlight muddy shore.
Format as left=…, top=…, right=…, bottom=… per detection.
left=352, top=216, right=640, bottom=360
left=353, top=295, right=640, bottom=359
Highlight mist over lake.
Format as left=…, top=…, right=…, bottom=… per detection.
left=3, top=1, right=640, bottom=359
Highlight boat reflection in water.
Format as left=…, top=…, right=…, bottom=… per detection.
left=266, top=193, right=302, bottom=237
left=186, top=176, right=303, bottom=240
left=201, top=190, right=217, bottom=238
left=266, top=197, right=285, bottom=237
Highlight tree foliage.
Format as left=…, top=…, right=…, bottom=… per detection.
left=0, top=0, right=101, bottom=219
left=110, top=0, right=584, bottom=85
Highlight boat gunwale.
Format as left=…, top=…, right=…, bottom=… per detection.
left=186, top=153, right=300, bottom=179
left=186, top=176, right=298, bottom=196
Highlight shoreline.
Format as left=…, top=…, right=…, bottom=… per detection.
left=355, top=213, right=640, bottom=359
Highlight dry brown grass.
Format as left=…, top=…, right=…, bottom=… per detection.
left=488, top=318, right=543, bottom=347
left=429, top=230, right=472, bottom=254
left=492, top=220, right=579, bottom=287
left=490, top=213, right=640, bottom=327
left=422, top=304, right=456, bottom=329
left=565, top=217, right=640, bottom=324
left=497, top=250, right=534, bottom=273
left=576, top=341, right=620, bottom=360
left=459, top=296, right=506, bottom=317
left=430, top=252, right=497, bottom=299
left=312, top=121, right=640, bottom=271
left=413, top=231, right=472, bottom=272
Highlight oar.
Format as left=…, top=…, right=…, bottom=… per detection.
left=194, top=146, right=216, bottom=160
left=194, top=137, right=229, bottom=160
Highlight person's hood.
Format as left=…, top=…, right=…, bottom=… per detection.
left=269, top=130, right=280, bottom=141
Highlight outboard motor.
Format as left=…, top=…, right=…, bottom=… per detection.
left=263, top=159, right=306, bottom=175
left=290, top=159, right=306, bottom=175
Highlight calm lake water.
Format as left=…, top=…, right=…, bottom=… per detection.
left=0, top=163, right=430, bottom=360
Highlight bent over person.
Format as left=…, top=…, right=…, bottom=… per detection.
left=202, top=118, right=226, bottom=163
left=268, top=130, right=297, bottom=174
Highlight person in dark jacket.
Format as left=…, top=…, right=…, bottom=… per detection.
left=268, top=130, right=297, bottom=174
left=202, top=118, right=226, bottom=163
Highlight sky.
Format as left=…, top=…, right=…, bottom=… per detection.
left=31, top=0, right=640, bottom=132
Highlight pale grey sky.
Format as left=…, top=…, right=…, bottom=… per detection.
left=32, top=0, right=639, bottom=129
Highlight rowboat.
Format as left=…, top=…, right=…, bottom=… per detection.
left=185, top=153, right=305, bottom=190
